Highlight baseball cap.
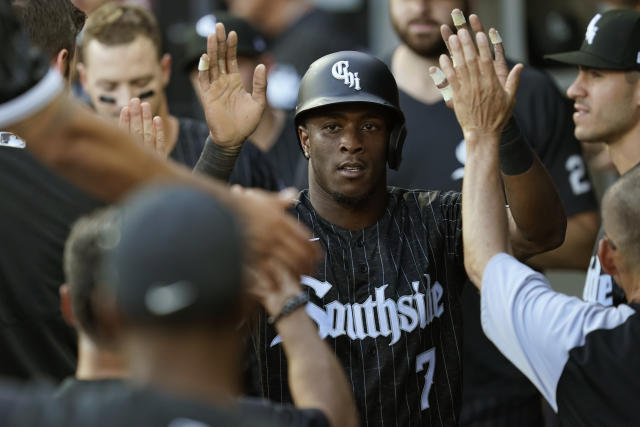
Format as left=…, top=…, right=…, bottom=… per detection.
left=99, top=184, right=245, bottom=323
left=180, top=12, right=268, bottom=73
left=545, top=9, right=640, bottom=70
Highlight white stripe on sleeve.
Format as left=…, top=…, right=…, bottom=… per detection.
left=480, top=253, right=635, bottom=412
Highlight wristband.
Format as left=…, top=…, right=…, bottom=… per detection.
left=193, top=136, right=242, bottom=182
left=268, top=293, right=309, bottom=325
left=499, top=117, right=534, bottom=175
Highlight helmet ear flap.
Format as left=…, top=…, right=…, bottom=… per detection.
left=387, top=123, right=406, bottom=170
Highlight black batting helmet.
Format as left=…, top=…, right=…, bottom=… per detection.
left=294, top=51, right=407, bottom=170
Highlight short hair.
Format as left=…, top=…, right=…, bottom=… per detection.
left=80, top=2, right=163, bottom=63
left=602, top=165, right=640, bottom=269
left=63, top=207, right=118, bottom=342
left=11, top=0, right=86, bottom=77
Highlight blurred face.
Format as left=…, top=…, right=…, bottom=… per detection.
left=390, top=0, right=464, bottom=57
left=80, top=36, right=170, bottom=123
left=566, top=68, right=640, bottom=144
left=299, top=104, right=390, bottom=206
left=226, top=0, right=271, bottom=24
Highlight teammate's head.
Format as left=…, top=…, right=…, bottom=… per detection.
left=11, top=0, right=86, bottom=79
left=182, top=12, right=269, bottom=104
left=295, top=51, right=405, bottom=207
left=546, top=10, right=640, bottom=145
left=389, top=0, right=469, bottom=58
left=78, top=2, right=170, bottom=123
left=63, top=206, right=120, bottom=347
left=598, top=165, right=640, bottom=301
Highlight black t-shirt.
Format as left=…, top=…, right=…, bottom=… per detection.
left=384, top=54, right=598, bottom=423
left=253, top=187, right=466, bottom=427
left=175, top=117, right=280, bottom=191
left=261, top=111, right=308, bottom=190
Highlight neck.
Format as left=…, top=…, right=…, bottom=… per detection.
left=249, top=107, right=287, bottom=152
left=308, top=174, right=388, bottom=230
left=262, top=0, right=312, bottom=38
left=607, top=127, right=640, bottom=174
left=125, top=326, right=242, bottom=405
left=391, top=45, right=443, bottom=104
left=75, top=333, right=128, bottom=380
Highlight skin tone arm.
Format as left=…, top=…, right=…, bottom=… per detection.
left=249, top=263, right=359, bottom=427
left=438, top=26, right=514, bottom=286
left=441, top=12, right=566, bottom=261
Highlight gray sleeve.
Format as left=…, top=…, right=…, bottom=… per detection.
left=239, top=398, right=330, bottom=427
left=480, top=253, right=636, bottom=412
left=193, top=136, right=243, bottom=182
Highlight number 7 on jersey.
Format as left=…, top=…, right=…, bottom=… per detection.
left=416, top=347, right=436, bottom=410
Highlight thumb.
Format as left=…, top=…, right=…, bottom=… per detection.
left=505, top=63, right=523, bottom=101
left=252, top=63, right=267, bottom=107
left=278, top=187, right=299, bottom=206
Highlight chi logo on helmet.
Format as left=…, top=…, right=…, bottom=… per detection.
left=331, top=60, right=361, bottom=90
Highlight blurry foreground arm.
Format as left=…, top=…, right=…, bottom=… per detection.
left=249, top=264, right=359, bottom=427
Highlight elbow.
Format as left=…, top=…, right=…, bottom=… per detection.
left=541, top=210, right=567, bottom=253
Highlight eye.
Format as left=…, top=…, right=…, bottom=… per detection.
left=322, top=123, right=341, bottom=133
left=362, top=121, right=384, bottom=132
left=131, top=77, right=152, bottom=88
left=589, top=70, right=602, bottom=78
left=98, top=82, right=117, bottom=91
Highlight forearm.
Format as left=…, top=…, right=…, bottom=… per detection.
left=527, top=211, right=599, bottom=270
left=193, top=136, right=243, bottom=182
left=462, top=132, right=510, bottom=287
left=277, top=309, right=358, bottom=427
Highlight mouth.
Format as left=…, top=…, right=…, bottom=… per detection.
left=573, top=103, right=590, bottom=120
left=407, top=19, right=440, bottom=33
left=337, top=161, right=366, bottom=178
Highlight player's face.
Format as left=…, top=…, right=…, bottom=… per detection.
left=80, top=36, right=170, bottom=124
left=390, top=0, right=465, bottom=58
left=566, top=68, right=640, bottom=144
left=300, top=104, right=390, bottom=207
left=226, top=0, right=271, bottom=24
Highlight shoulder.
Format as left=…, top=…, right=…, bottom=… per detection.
left=390, top=187, right=461, bottom=210
left=239, top=397, right=330, bottom=427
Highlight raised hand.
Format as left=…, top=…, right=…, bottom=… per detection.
left=119, top=98, right=167, bottom=158
left=438, top=25, right=523, bottom=140
left=198, top=22, right=267, bottom=147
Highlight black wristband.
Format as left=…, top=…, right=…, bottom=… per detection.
left=499, top=117, right=534, bottom=175
left=268, top=293, right=309, bottom=325
left=193, top=136, right=242, bottom=182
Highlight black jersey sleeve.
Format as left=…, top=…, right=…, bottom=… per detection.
left=513, top=66, right=597, bottom=217
left=438, top=190, right=463, bottom=268
left=239, top=398, right=330, bottom=427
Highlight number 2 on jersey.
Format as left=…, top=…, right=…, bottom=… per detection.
left=416, top=347, right=436, bottom=410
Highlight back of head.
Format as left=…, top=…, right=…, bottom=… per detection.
left=80, top=1, right=162, bottom=62
left=602, top=165, right=640, bottom=270
left=99, top=184, right=245, bottom=328
left=295, top=50, right=406, bottom=169
left=64, top=206, right=119, bottom=344
left=11, top=0, right=86, bottom=77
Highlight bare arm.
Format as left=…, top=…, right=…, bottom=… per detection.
left=250, top=266, right=359, bottom=427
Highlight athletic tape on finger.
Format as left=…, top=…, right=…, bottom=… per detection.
left=198, top=56, right=210, bottom=71
left=429, top=67, right=453, bottom=102
left=452, top=9, right=466, bottom=27
left=489, top=29, right=503, bottom=45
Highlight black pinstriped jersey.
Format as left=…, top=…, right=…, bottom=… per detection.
left=252, top=187, right=466, bottom=427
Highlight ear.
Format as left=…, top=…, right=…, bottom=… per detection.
left=298, top=125, right=310, bottom=155
left=597, top=237, right=619, bottom=278
left=77, top=62, right=89, bottom=90
left=160, top=53, right=172, bottom=87
left=91, top=285, right=124, bottom=342
left=54, top=49, right=70, bottom=76
left=59, top=284, right=76, bottom=327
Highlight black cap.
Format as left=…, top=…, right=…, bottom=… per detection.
left=99, top=184, right=244, bottom=323
left=180, top=12, right=267, bottom=73
left=545, top=9, right=640, bottom=70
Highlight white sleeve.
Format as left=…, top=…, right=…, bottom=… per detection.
left=0, top=68, right=64, bottom=129
left=480, top=253, right=636, bottom=412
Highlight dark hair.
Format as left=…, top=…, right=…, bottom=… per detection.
left=63, top=207, right=118, bottom=343
left=11, top=0, right=86, bottom=77
left=81, top=2, right=162, bottom=62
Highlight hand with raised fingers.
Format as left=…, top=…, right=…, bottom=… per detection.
left=198, top=22, right=267, bottom=148
left=119, top=98, right=167, bottom=158
left=438, top=24, right=523, bottom=142
left=245, top=259, right=303, bottom=319
left=432, top=9, right=511, bottom=105
left=228, top=185, right=322, bottom=285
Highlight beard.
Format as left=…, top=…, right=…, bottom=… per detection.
left=391, top=20, right=449, bottom=58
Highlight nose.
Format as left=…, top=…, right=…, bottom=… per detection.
left=566, top=71, right=586, bottom=100
left=114, top=85, right=136, bottom=110
left=339, top=126, right=364, bottom=154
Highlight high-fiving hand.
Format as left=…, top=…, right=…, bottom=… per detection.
left=198, top=22, right=267, bottom=148
left=119, top=98, right=167, bottom=159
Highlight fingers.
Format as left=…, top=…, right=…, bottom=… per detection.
left=119, top=106, right=130, bottom=132
left=468, top=14, right=487, bottom=37
left=458, top=29, right=480, bottom=85
left=207, top=32, right=219, bottom=82
left=141, top=102, right=154, bottom=149
left=440, top=24, right=454, bottom=58
left=447, top=34, right=468, bottom=83
left=489, top=28, right=508, bottom=84
left=428, top=66, right=453, bottom=103
left=197, top=54, right=210, bottom=93
left=128, top=98, right=143, bottom=141
left=216, top=22, right=227, bottom=75
left=475, top=32, right=495, bottom=75
left=251, top=63, right=268, bottom=108
left=505, top=63, right=524, bottom=99
left=451, top=8, right=467, bottom=31
left=226, top=30, right=239, bottom=74
left=153, top=116, right=167, bottom=157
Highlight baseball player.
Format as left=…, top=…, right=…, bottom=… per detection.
left=454, top=19, right=640, bottom=425
left=194, top=22, right=567, bottom=426
left=546, top=9, right=640, bottom=310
